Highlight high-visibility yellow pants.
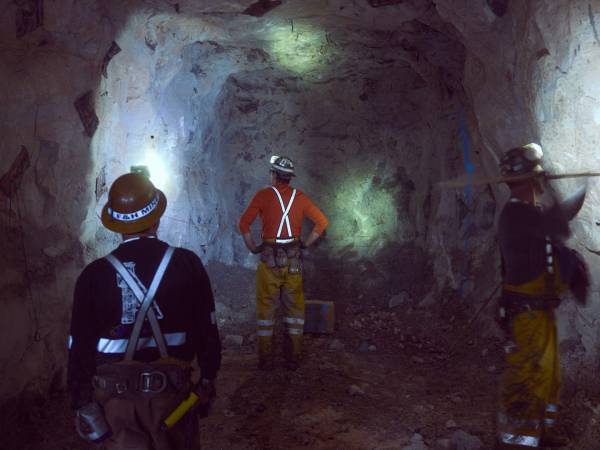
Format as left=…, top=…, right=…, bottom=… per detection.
left=256, top=261, right=304, bottom=359
left=497, top=309, right=560, bottom=448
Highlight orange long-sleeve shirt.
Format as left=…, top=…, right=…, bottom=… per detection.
left=239, top=182, right=329, bottom=239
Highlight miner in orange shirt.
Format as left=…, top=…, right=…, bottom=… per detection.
left=239, top=155, right=329, bottom=370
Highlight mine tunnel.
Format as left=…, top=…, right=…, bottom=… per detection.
left=2, top=0, right=600, bottom=449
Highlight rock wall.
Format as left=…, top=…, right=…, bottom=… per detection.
left=5, top=0, right=598, bottom=417
left=532, top=0, right=600, bottom=370
left=86, top=3, right=489, bottom=325
left=0, top=0, right=119, bottom=414
left=435, top=0, right=600, bottom=377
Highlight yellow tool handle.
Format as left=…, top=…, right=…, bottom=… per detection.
left=162, top=391, right=200, bottom=430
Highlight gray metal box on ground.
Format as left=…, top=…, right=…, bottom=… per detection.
left=304, top=300, right=335, bottom=334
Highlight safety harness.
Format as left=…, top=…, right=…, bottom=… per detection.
left=105, top=246, right=175, bottom=360
left=94, top=247, right=188, bottom=397
left=271, top=186, right=297, bottom=244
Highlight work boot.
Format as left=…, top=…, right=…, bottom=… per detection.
left=494, top=440, right=531, bottom=450
left=495, top=435, right=542, bottom=450
left=258, top=357, right=274, bottom=371
left=540, top=430, right=569, bottom=448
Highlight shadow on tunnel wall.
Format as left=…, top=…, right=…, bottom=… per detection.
left=177, top=15, right=501, bottom=329
left=200, top=66, right=434, bottom=303
left=304, top=240, right=433, bottom=309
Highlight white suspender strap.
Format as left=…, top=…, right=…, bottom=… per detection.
left=271, top=186, right=297, bottom=239
left=121, top=268, right=164, bottom=318
left=105, top=246, right=175, bottom=361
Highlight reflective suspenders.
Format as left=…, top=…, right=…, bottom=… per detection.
left=105, top=246, right=175, bottom=361
left=271, top=186, right=297, bottom=243
left=544, top=236, right=556, bottom=299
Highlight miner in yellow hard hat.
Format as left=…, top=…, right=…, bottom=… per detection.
left=68, top=171, right=221, bottom=449
left=495, top=143, right=589, bottom=449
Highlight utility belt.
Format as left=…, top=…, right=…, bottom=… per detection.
left=503, top=264, right=568, bottom=297
left=93, top=360, right=191, bottom=399
left=260, top=239, right=301, bottom=273
left=500, top=290, right=560, bottom=317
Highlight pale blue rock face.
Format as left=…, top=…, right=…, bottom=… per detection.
left=1, top=0, right=597, bottom=415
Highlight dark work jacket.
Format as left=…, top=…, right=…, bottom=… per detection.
left=67, top=237, right=221, bottom=409
left=498, top=199, right=582, bottom=295
left=498, top=200, right=548, bottom=286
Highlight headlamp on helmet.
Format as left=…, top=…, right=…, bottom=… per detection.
left=130, top=165, right=150, bottom=178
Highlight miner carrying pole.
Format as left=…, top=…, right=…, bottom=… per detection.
left=493, top=144, right=590, bottom=449
left=68, top=172, right=221, bottom=449
left=239, top=155, right=329, bottom=370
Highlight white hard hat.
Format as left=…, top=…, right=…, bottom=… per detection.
left=270, top=155, right=295, bottom=177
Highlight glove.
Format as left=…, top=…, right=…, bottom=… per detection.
left=195, top=378, right=216, bottom=418
left=75, top=402, right=112, bottom=443
left=251, top=243, right=264, bottom=254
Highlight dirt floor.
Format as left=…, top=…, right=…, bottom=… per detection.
left=4, top=302, right=600, bottom=450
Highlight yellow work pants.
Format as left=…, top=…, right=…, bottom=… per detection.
left=497, top=309, right=560, bottom=448
left=256, top=261, right=304, bottom=359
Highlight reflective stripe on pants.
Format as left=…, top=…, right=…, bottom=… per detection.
left=256, top=260, right=304, bottom=358
left=499, top=432, right=540, bottom=447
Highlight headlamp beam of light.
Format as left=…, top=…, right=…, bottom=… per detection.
left=130, top=151, right=169, bottom=190
left=269, top=26, right=325, bottom=74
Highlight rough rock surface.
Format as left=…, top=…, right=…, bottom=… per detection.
left=1, top=0, right=599, bottom=434
left=436, top=0, right=600, bottom=381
